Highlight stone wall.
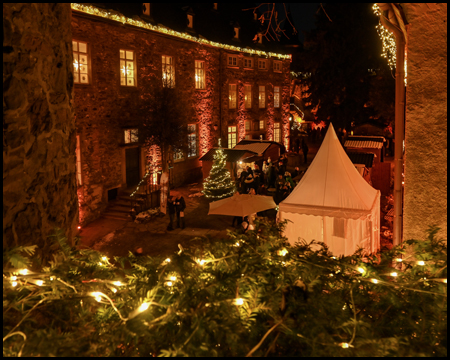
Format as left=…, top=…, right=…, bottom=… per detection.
left=403, top=3, right=447, bottom=241
left=72, top=11, right=291, bottom=225
left=3, top=4, right=78, bottom=249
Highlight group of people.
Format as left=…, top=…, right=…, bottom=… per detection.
left=166, top=193, right=186, bottom=231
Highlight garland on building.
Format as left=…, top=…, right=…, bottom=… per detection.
left=3, top=224, right=447, bottom=357
left=202, top=141, right=236, bottom=200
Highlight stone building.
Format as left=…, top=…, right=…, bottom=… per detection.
left=71, top=3, right=292, bottom=225
left=402, top=3, right=447, bottom=241
left=3, top=3, right=78, bottom=249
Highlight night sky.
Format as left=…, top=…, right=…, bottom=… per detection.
left=287, top=3, right=320, bottom=42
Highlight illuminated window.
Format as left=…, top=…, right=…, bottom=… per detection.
left=195, top=60, right=205, bottom=89
left=234, top=27, right=240, bottom=39
left=227, top=55, right=238, bottom=67
left=258, top=59, right=267, bottom=70
left=274, top=123, right=281, bottom=143
left=124, top=129, right=138, bottom=144
left=120, top=49, right=136, bottom=86
left=244, top=57, right=253, bottom=69
left=245, top=121, right=251, bottom=131
left=244, top=85, right=252, bottom=108
left=173, top=148, right=184, bottom=162
left=273, top=61, right=282, bottom=72
left=260, top=120, right=265, bottom=130
left=259, top=86, right=266, bottom=108
left=73, top=40, right=89, bottom=84
left=229, top=84, right=237, bottom=109
left=142, top=3, right=150, bottom=16
left=187, top=14, right=193, bottom=28
left=228, top=126, right=237, bottom=148
left=162, top=55, right=175, bottom=88
left=76, top=135, right=82, bottom=186
left=274, top=86, right=280, bottom=108
left=188, top=124, right=197, bottom=158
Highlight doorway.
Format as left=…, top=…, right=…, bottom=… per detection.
left=126, top=147, right=140, bottom=187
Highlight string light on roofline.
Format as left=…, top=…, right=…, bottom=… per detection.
left=71, top=3, right=291, bottom=60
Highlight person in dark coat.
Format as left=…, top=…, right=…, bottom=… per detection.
left=291, top=166, right=300, bottom=179
left=253, top=164, right=262, bottom=190
left=244, top=174, right=256, bottom=194
left=277, top=161, right=286, bottom=177
left=294, top=137, right=300, bottom=154
left=174, top=194, right=186, bottom=229
left=267, top=163, right=276, bottom=188
left=166, top=196, right=176, bottom=231
left=239, top=168, right=248, bottom=192
left=301, top=139, right=309, bottom=164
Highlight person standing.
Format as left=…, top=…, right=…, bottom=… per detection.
left=166, top=196, right=176, bottom=231
left=174, top=193, right=186, bottom=229
left=301, top=139, right=309, bottom=164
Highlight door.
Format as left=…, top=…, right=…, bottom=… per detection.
left=126, top=147, right=140, bottom=187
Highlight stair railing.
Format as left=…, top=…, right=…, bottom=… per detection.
left=130, top=165, right=162, bottom=218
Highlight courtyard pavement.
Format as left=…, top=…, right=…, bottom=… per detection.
left=78, top=143, right=393, bottom=259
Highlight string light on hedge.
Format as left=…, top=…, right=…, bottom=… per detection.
left=417, top=261, right=426, bottom=266
left=233, top=298, right=244, bottom=306
left=371, top=279, right=379, bottom=284
left=390, top=272, right=398, bottom=277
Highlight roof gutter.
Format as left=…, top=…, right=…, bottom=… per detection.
left=377, top=3, right=406, bottom=247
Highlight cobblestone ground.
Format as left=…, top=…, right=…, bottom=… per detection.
left=79, top=185, right=236, bottom=259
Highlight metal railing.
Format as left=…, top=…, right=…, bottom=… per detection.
left=130, top=166, right=161, bottom=218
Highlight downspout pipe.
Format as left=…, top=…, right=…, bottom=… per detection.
left=377, top=3, right=406, bottom=247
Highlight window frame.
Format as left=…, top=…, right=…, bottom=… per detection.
left=274, top=86, right=281, bottom=108
left=124, top=128, right=139, bottom=144
left=229, top=84, right=237, bottom=109
left=258, top=59, right=268, bottom=70
left=259, top=85, right=266, bottom=109
left=245, top=120, right=252, bottom=132
left=244, top=84, right=252, bottom=109
left=73, top=40, right=91, bottom=85
left=187, top=124, right=198, bottom=158
left=274, top=122, right=281, bottom=143
left=228, top=126, right=237, bottom=148
left=227, top=54, right=239, bottom=68
left=120, top=49, right=137, bottom=87
left=162, top=55, right=175, bottom=88
left=195, top=60, right=206, bottom=90
left=273, top=60, right=283, bottom=73
left=243, top=57, right=253, bottom=69
left=259, top=120, right=265, bottom=130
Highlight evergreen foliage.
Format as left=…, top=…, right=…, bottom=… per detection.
left=202, top=144, right=236, bottom=200
left=3, top=224, right=447, bottom=357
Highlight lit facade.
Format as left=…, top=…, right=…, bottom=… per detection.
left=71, top=3, right=291, bottom=225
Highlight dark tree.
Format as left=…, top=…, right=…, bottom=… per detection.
left=138, top=74, right=192, bottom=173
left=301, top=3, right=395, bottom=130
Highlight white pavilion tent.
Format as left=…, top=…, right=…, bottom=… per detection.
left=278, top=124, right=380, bottom=256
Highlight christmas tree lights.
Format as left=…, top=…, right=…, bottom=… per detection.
left=202, top=140, right=236, bottom=200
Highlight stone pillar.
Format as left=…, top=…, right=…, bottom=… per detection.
left=403, top=3, right=447, bottom=241
left=3, top=4, right=78, bottom=249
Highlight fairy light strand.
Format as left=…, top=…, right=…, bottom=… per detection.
left=71, top=3, right=291, bottom=60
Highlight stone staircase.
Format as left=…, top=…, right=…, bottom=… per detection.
left=102, top=190, right=136, bottom=221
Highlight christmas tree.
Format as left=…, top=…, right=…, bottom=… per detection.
left=202, top=140, right=236, bottom=200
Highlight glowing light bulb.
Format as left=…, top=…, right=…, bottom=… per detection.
left=111, top=287, right=117, bottom=293
left=444, top=279, right=447, bottom=284
left=77, top=226, right=81, bottom=230
left=18, top=269, right=28, bottom=275
left=50, top=276, right=55, bottom=281
left=165, top=258, right=171, bottom=263
left=357, top=267, right=365, bottom=274
left=10, top=276, right=17, bottom=281
left=166, top=281, right=173, bottom=287
left=278, top=248, right=288, bottom=256
left=113, top=281, right=123, bottom=286
left=91, top=292, right=102, bottom=302
left=371, top=279, right=379, bottom=284
left=138, top=302, right=150, bottom=312
left=340, top=343, right=350, bottom=349
left=390, top=272, right=398, bottom=277
left=169, top=276, right=177, bottom=281
left=12, top=281, right=18, bottom=287
left=233, top=298, right=244, bottom=306
left=101, top=256, right=108, bottom=262
left=417, top=261, right=425, bottom=266
left=395, top=258, right=403, bottom=263
left=36, top=280, right=44, bottom=286
left=197, top=259, right=206, bottom=266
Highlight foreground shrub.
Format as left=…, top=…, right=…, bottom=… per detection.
left=3, top=223, right=447, bottom=357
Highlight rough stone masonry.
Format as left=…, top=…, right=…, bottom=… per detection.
left=3, top=3, right=78, bottom=250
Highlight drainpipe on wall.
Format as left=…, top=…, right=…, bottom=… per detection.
left=377, top=3, right=406, bottom=247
